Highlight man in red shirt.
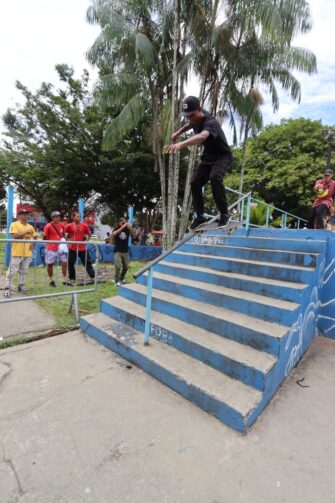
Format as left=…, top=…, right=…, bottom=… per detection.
left=43, top=211, right=71, bottom=287
left=65, top=212, right=95, bottom=283
left=309, top=168, right=335, bottom=228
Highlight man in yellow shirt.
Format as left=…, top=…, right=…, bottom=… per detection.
left=4, top=209, right=37, bottom=298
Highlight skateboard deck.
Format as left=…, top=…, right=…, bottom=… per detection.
left=193, top=219, right=241, bottom=234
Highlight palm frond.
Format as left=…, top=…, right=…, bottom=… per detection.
left=103, top=94, right=148, bottom=149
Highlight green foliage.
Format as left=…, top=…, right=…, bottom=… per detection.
left=229, top=118, right=328, bottom=217
left=0, top=66, right=161, bottom=219
left=1, top=65, right=99, bottom=219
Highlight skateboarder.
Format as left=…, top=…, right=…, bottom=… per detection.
left=165, top=96, right=233, bottom=229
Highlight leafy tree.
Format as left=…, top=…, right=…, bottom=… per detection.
left=1, top=65, right=99, bottom=219
left=226, top=118, right=328, bottom=218
left=0, top=65, right=161, bottom=220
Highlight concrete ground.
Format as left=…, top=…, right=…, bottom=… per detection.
left=0, top=332, right=334, bottom=503
left=0, top=273, right=55, bottom=339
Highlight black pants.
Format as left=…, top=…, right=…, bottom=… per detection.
left=308, top=204, right=328, bottom=229
left=68, top=249, right=95, bottom=281
left=190, top=156, right=232, bottom=216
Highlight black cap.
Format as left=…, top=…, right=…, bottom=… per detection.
left=17, top=209, right=29, bottom=215
left=181, top=96, right=201, bottom=116
left=324, top=168, right=334, bottom=175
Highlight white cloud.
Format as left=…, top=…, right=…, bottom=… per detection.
left=0, top=0, right=334, bottom=132
left=0, top=0, right=99, bottom=117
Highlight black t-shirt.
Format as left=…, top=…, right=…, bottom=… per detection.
left=113, top=228, right=130, bottom=253
left=192, top=112, right=232, bottom=162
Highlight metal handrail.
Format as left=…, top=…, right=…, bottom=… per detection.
left=133, top=192, right=249, bottom=281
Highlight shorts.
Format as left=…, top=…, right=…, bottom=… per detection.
left=45, top=249, right=68, bottom=265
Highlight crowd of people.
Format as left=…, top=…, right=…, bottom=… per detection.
left=3, top=210, right=163, bottom=297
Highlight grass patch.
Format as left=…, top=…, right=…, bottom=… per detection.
left=0, top=237, right=148, bottom=330
left=34, top=261, right=146, bottom=329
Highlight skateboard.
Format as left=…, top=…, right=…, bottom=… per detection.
left=192, top=219, right=241, bottom=235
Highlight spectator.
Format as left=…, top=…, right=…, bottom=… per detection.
left=104, top=231, right=111, bottom=244
left=146, top=232, right=153, bottom=246
left=112, top=217, right=135, bottom=287
left=140, top=228, right=148, bottom=245
left=308, top=168, right=335, bottom=229
left=43, top=211, right=71, bottom=287
left=4, top=209, right=37, bottom=298
left=65, top=212, right=95, bottom=284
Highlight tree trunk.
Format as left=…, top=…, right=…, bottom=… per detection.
left=178, top=145, right=197, bottom=239
left=166, top=0, right=180, bottom=248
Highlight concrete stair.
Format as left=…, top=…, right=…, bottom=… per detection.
left=81, top=228, right=327, bottom=432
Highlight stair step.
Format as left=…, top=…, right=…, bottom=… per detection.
left=198, top=234, right=327, bottom=253
left=181, top=243, right=318, bottom=267
left=100, top=296, right=277, bottom=390
left=166, top=251, right=315, bottom=282
left=81, top=312, right=263, bottom=431
left=142, top=271, right=299, bottom=312
left=157, top=260, right=307, bottom=289
left=113, top=283, right=287, bottom=355
left=176, top=251, right=314, bottom=270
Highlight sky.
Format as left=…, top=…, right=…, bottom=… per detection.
left=0, top=0, right=334, bottom=131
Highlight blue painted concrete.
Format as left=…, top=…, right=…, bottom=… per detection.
left=154, top=262, right=306, bottom=303
left=192, top=234, right=326, bottom=253
left=180, top=243, right=317, bottom=267
left=164, top=251, right=314, bottom=283
left=137, top=274, right=296, bottom=326
left=81, top=225, right=335, bottom=432
left=80, top=317, right=249, bottom=432
left=111, top=288, right=283, bottom=355
left=97, top=299, right=271, bottom=391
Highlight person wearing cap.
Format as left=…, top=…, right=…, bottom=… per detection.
left=308, top=168, right=335, bottom=229
left=43, top=211, right=71, bottom=287
left=111, top=217, right=135, bottom=287
left=165, top=96, right=233, bottom=229
left=4, top=209, right=37, bottom=298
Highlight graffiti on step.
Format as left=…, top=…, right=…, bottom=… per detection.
left=150, top=324, right=173, bottom=345
left=189, top=235, right=227, bottom=246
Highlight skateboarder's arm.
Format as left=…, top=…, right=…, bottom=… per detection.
left=165, top=130, right=209, bottom=154
left=171, top=123, right=193, bottom=142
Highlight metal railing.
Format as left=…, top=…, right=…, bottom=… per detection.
left=226, top=187, right=308, bottom=229
left=0, top=239, right=100, bottom=322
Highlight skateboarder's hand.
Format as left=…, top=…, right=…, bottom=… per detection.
left=164, top=143, right=182, bottom=154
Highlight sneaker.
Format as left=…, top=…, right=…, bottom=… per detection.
left=218, top=213, right=230, bottom=228
left=49, top=280, right=56, bottom=288
left=4, top=288, right=10, bottom=298
left=115, top=281, right=122, bottom=287
left=18, top=284, right=28, bottom=293
left=120, top=279, right=127, bottom=285
left=62, top=281, right=73, bottom=286
left=190, top=215, right=207, bottom=230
